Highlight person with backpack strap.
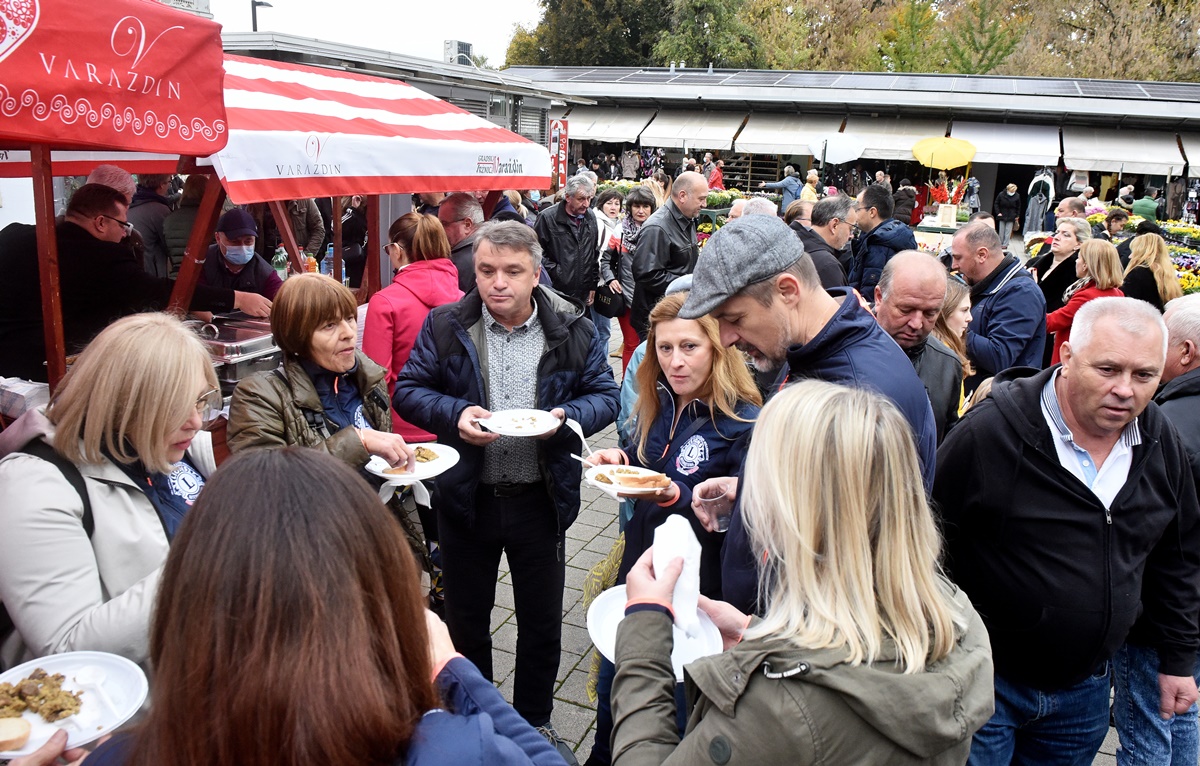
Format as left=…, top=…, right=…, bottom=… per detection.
left=0, top=313, right=218, bottom=670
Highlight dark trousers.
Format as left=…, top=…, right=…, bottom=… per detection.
left=438, top=483, right=565, bottom=726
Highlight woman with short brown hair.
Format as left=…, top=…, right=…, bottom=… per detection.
left=83, top=448, right=563, bottom=766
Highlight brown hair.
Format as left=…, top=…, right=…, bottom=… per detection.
left=270, top=273, right=358, bottom=358
left=933, top=276, right=974, bottom=378
left=178, top=175, right=208, bottom=204
left=633, top=292, right=760, bottom=463
left=124, top=448, right=437, bottom=766
left=65, top=183, right=127, bottom=219
left=387, top=213, right=450, bottom=262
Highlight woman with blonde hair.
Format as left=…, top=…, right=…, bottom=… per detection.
left=610, top=380, right=993, bottom=764
left=933, top=274, right=974, bottom=378
left=1046, top=238, right=1125, bottom=364
left=0, top=313, right=219, bottom=667
left=1122, top=233, right=1183, bottom=311
left=583, top=290, right=761, bottom=766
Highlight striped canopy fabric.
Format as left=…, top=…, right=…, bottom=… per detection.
left=211, top=55, right=551, bottom=204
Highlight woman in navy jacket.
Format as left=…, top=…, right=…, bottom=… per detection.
left=83, top=448, right=561, bottom=766
left=584, top=290, right=761, bottom=765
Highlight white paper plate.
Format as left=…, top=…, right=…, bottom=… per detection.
left=584, top=464, right=670, bottom=495
left=586, top=585, right=722, bottom=682
left=475, top=409, right=560, bottom=437
left=366, top=443, right=460, bottom=485
left=0, top=651, right=148, bottom=757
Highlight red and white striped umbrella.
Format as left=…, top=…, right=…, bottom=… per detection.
left=211, top=55, right=551, bottom=204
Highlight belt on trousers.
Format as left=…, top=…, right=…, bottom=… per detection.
left=480, top=481, right=542, bottom=498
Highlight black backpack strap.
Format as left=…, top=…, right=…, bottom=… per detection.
left=20, top=440, right=93, bottom=537
left=274, top=366, right=335, bottom=439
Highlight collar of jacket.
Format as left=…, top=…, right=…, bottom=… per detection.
left=970, top=254, right=1023, bottom=298
left=785, top=287, right=875, bottom=369
left=279, top=351, right=385, bottom=413
left=1157, top=366, right=1200, bottom=403
left=451, top=284, right=583, bottom=348
left=664, top=199, right=695, bottom=230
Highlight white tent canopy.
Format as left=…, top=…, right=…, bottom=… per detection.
left=639, top=110, right=747, bottom=151
left=557, top=107, right=657, bottom=143
left=949, top=122, right=1061, bottom=166
left=1061, top=127, right=1184, bottom=176
left=843, top=117, right=950, bottom=161
left=735, top=114, right=844, bottom=155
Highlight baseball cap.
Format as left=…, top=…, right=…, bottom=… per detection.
left=216, top=208, right=257, bottom=239
left=679, top=214, right=805, bottom=319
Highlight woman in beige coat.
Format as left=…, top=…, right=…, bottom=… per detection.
left=610, top=381, right=994, bottom=765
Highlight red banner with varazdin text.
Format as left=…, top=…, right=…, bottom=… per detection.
left=0, top=0, right=227, bottom=155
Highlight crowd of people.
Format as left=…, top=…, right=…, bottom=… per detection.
left=0, top=154, right=1199, bottom=766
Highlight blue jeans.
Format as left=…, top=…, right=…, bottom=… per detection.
left=591, top=306, right=612, bottom=357
left=1113, top=643, right=1200, bottom=766
left=968, top=666, right=1112, bottom=766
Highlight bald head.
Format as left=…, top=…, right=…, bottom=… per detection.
left=950, top=221, right=1003, bottom=285
left=672, top=171, right=709, bottom=218
left=874, top=250, right=949, bottom=349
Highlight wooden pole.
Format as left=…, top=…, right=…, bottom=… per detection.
left=31, top=144, right=66, bottom=388
left=268, top=200, right=306, bottom=273
left=168, top=176, right=225, bottom=314
left=482, top=189, right=501, bottom=218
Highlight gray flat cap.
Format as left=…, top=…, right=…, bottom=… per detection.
left=679, top=214, right=805, bottom=319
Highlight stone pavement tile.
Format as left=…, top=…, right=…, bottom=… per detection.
left=493, top=620, right=518, bottom=648
left=577, top=508, right=616, bottom=529
left=556, top=667, right=595, bottom=708
left=563, top=601, right=589, bottom=629
left=492, top=648, right=515, bottom=685
left=1098, top=727, right=1118, bottom=755
left=558, top=649, right=585, bottom=680
left=489, top=607, right=513, bottom=633
left=565, top=565, right=590, bottom=591
left=580, top=722, right=598, bottom=757
left=566, top=535, right=588, bottom=559
left=567, top=522, right=604, bottom=542
left=585, top=532, right=619, bottom=555
left=1092, top=754, right=1116, bottom=766
left=549, top=700, right=596, bottom=754
left=561, top=623, right=593, bottom=656
left=568, top=548, right=608, bottom=573
left=495, top=581, right=515, bottom=610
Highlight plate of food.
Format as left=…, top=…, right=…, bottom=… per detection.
left=0, top=651, right=148, bottom=757
left=366, top=443, right=460, bottom=485
left=585, top=464, right=672, bottom=495
left=474, top=409, right=561, bottom=437
left=586, top=585, right=722, bottom=682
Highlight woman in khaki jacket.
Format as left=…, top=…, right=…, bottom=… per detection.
left=610, top=381, right=995, bottom=765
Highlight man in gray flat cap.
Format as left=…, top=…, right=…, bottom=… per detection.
left=681, top=214, right=937, bottom=613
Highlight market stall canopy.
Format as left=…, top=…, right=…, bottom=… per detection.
left=0, top=0, right=227, bottom=155
left=0, top=151, right=178, bottom=178
left=948, top=122, right=1061, bottom=166
left=1179, top=133, right=1200, bottom=168
left=843, top=117, right=950, bottom=161
left=735, top=114, right=843, bottom=155
left=912, top=136, right=976, bottom=170
left=210, top=55, right=551, bottom=204
left=638, top=110, right=747, bottom=151
left=813, top=132, right=866, bottom=166
left=1061, top=127, right=1184, bottom=176
left=558, top=106, right=656, bottom=143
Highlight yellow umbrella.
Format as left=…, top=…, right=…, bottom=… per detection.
left=912, top=136, right=976, bottom=170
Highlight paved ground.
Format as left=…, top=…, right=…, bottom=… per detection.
left=457, top=319, right=1140, bottom=764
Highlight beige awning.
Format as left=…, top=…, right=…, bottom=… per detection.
left=843, top=117, right=950, bottom=161
left=735, top=114, right=844, bottom=155
left=949, top=122, right=1061, bottom=166
left=638, top=110, right=747, bottom=151
left=1061, top=127, right=1183, bottom=176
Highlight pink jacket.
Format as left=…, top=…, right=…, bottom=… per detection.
left=363, top=259, right=463, bottom=440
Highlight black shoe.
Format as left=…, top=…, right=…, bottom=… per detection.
left=536, top=723, right=580, bottom=766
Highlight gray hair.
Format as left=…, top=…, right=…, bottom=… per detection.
left=1070, top=296, right=1167, bottom=361
left=877, top=250, right=948, bottom=303
left=474, top=220, right=543, bottom=270
left=86, top=164, right=135, bottom=204
left=1057, top=217, right=1093, bottom=244
left=811, top=195, right=854, bottom=228
left=567, top=174, right=597, bottom=195
left=441, top=192, right=484, bottom=225
left=954, top=220, right=1002, bottom=255
left=743, top=197, right=779, bottom=217
left=783, top=165, right=796, bottom=177
left=1165, top=293, right=1200, bottom=346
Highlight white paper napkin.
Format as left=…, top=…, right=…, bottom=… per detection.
left=652, top=516, right=702, bottom=638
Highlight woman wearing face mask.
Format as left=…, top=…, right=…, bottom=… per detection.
left=198, top=208, right=282, bottom=301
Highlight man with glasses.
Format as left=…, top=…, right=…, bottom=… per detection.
left=439, top=192, right=485, bottom=293
left=0, top=183, right=269, bottom=382
left=848, top=183, right=917, bottom=303
left=791, top=195, right=855, bottom=288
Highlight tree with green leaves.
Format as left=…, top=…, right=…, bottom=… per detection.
left=944, top=0, right=1022, bottom=74
left=880, top=0, right=944, bottom=72
left=741, top=0, right=813, bottom=70
left=505, top=23, right=545, bottom=66
left=503, top=0, right=669, bottom=67
left=652, top=0, right=765, bottom=69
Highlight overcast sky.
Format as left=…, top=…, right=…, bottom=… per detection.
left=208, top=0, right=542, bottom=68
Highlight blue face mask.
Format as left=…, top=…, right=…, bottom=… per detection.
left=529, top=190, right=541, bottom=202
left=224, top=244, right=255, bottom=265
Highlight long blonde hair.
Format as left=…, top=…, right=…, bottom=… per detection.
left=1125, top=234, right=1183, bottom=305
left=632, top=292, right=760, bottom=464
left=933, top=277, right=973, bottom=378
left=49, top=313, right=218, bottom=474
left=741, top=381, right=963, bottom=673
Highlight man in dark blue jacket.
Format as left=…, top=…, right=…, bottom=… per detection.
left=950, top=221, right=1046, bottom=393
left=393, top=221, right=618, bottom=765
left=849, top=183, right=917, bottom=301
left=678, top=214, right=937, bottom=613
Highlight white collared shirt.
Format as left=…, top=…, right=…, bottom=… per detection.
left=1039, top=370, right=1141, bottom=509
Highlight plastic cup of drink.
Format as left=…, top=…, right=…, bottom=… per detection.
left=697, top=487, right=733, bottom=532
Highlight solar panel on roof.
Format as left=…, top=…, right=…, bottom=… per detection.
left=726, top=71, right=788, bottom=86
left=1141, top=83, right=1200, bottom=100
left=669, top=74, right=731, bottom=84
left=1024, top=80, right=1082, bottom=96
left=834, top=74, right=894, bottom=89
left=570, top=70, right=638, bottom=82
left=891, top=75, right=947, bottom=90
left=1076, top=81, right=1148, bottom=99
left=619, top=72, right=675, bottom=83
left=779, top=73, right=839, bottom=87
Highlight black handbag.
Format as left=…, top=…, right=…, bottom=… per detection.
left=593, top=282, right=626, bottom=318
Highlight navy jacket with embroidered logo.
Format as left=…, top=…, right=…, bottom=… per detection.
left=392, top=286, right=619, bottom=530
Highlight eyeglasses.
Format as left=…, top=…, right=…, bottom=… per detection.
left=194, top=388, right=222, bottom=423
left=949, top=272, right=967, bottom=285
left=100, top=214, right=134, bottom=235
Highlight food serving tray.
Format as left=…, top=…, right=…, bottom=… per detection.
left=199, top=325, right=276, bottom=360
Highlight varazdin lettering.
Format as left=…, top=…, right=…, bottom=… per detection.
left=39, top=53, right=182, bottom=100
left=275, top=163, right=344, bottom=176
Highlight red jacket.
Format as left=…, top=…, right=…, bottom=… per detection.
left=363, top=258, right=463, bottom=440
left=1045, top=285, right=1124, bottom=364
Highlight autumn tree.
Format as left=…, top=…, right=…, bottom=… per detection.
left=653, top=0, right=765, bottom=68
left=881, top=0, right=944, bottom=72
left=505, top=23, right=545, bottom=66
left=944, top=0, right=1022, bottom=74
left=741, top=0, right=813, bottom=70
left=793, top=0, right=891, bottom=72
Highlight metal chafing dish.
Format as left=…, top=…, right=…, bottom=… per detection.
left=198, top=316, right=281, bottom=396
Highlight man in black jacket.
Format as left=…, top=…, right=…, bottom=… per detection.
left=934, top=296, right=1200, bottom=765
left=630, top=170, right=708, bottom=338
left=873, top=251, right=961, bottom=442
left=791, top=194, right=855, bottom=288
left=533, top=174, right=598, bottom=305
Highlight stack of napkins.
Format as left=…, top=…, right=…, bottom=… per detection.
left=652, top=516, right=702, bottom=638
left=0, top=378, right=50, bottom=420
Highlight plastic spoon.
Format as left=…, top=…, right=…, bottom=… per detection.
left=73, top=666, right=117, bottom=718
